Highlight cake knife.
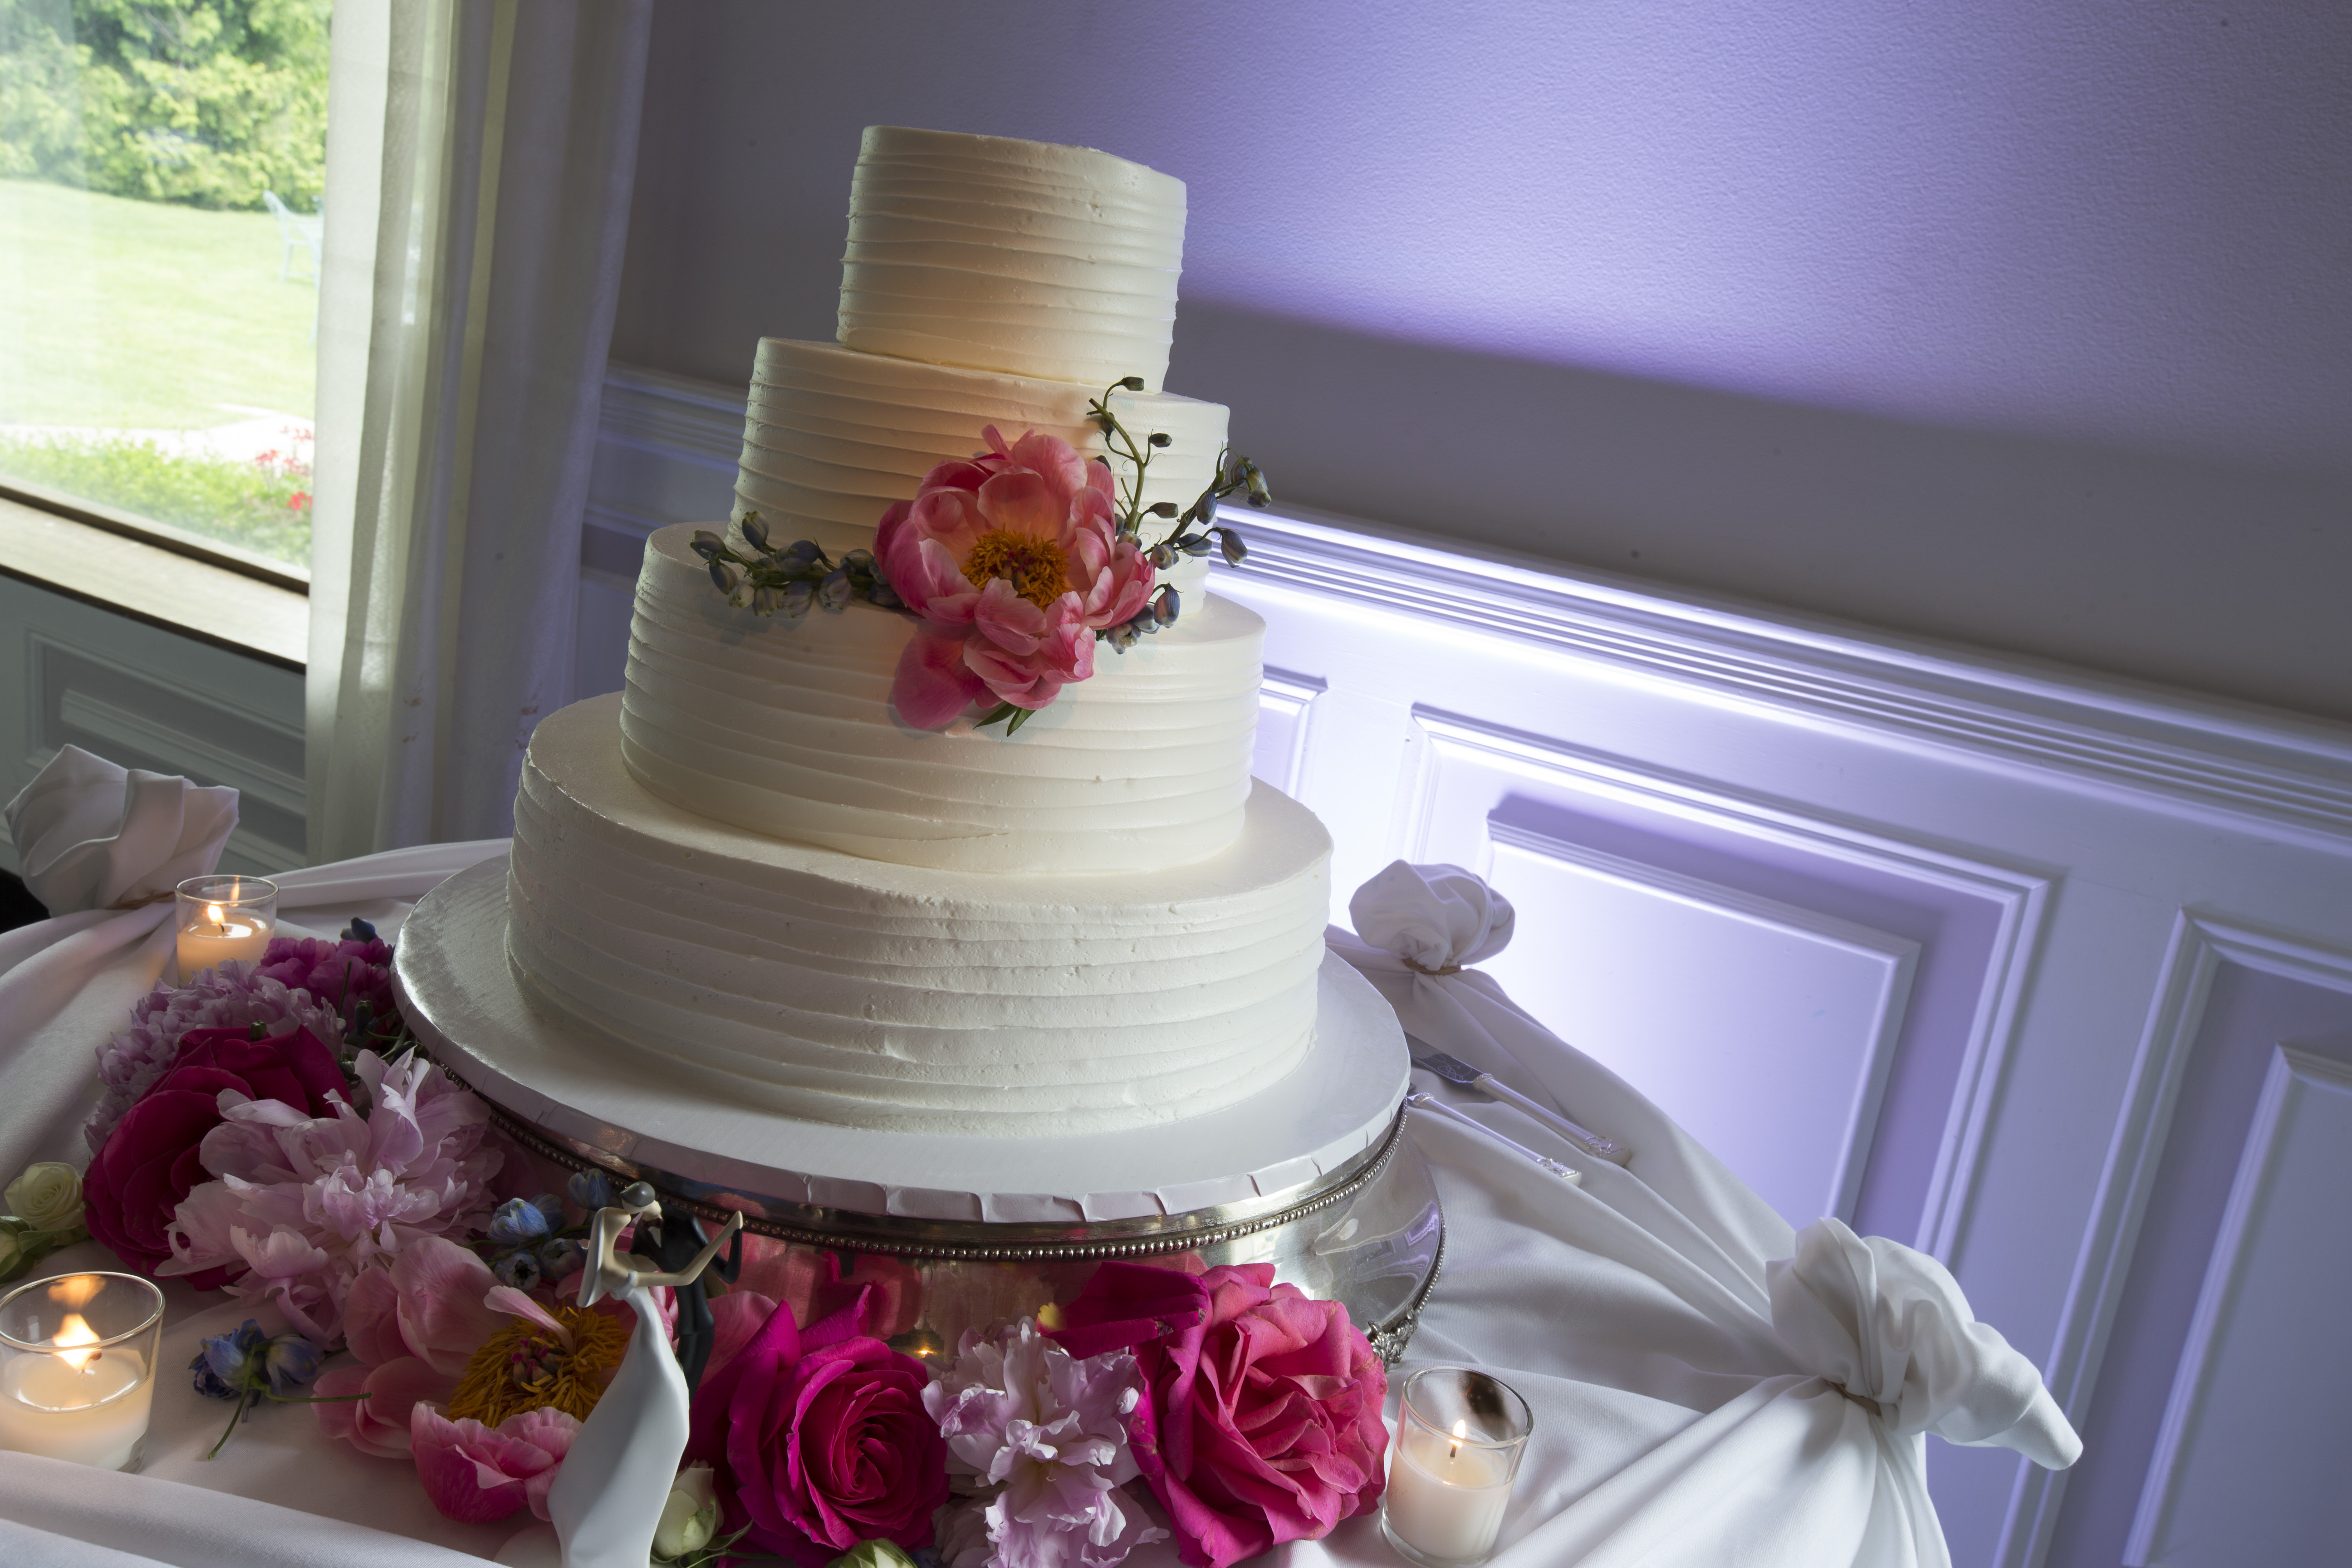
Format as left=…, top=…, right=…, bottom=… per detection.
left=1410, top=1049, right=1633, bottom=1166
left=1407, top=1093, right=1580, bottom=1183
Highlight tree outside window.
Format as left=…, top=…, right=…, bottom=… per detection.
left=1, top=0, right=333, bottom=572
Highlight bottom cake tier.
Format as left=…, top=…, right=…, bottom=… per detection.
left=508, top=694, right=1333, bottom=1136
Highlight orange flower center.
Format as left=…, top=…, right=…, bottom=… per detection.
left=962, top=530, right=1069, bottom=609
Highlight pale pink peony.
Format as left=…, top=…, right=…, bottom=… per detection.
left=158, top=1049, right=501, bottom=1343
left=877, top=426, right=1152, bottom=727
left=923, top=1317, right=1167, bottom=1568
left=411, top=1403, right=579, bottom=1523
left=314, top=1236, right=506, bottom=1455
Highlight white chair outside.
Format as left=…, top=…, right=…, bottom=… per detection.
left=263, top=190, right=324, bottom=284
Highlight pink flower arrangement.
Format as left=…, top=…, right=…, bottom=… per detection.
left=314, top=1236, right=511, bottom=1455
left=158, top=1049, right=502, bottom=1343
left=686, top=1287, right=951, bottom=1564
left=81, top=1023, right=348, bottom=1282
left=877, top=427, right=1154, bottom=728
left=254, top=931, right=402, bottom=1039
left=1055, top=1263, right=1389, bottom=1568
left=410, top=1405, right=580, bottom=1523
left=87, top=964, right=345, bottom=1153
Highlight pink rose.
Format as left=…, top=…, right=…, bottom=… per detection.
left=1055, top=1262, right=1390, bottom=1568
left=877, top=426, right=1152, bottom=727
left=685, top=1289, right=949, bottom=1565
left=411, top=1403, right=579, bottom=1523
left=82, top=1024, right=345, bottom=1279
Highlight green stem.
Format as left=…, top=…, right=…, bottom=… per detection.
left=204, top=1389, right=253, bottom=1461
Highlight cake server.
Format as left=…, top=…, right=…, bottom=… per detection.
left=1410, top=1049, right=1633, bottom=1166
left=1407, top=1093, right=1580, bottom=1184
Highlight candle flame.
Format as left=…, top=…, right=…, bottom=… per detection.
left=54, top=1314, right=100, bottom=1372
left=1450, top=1416, right=1467, bottom=1460
left=206, top=902, right=226, bottom=932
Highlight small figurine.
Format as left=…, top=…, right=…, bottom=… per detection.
left=528, top=1182, right=742, bottom=1568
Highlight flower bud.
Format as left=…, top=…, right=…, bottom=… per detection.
left=1148, top=431, right=1172, bottom=447
left=818, top=569, right=853, bottom=611
left=841, top=548, right=875, bottom=571
left=752, top=584, right=783, bottom=616
left=738, top=513, right=770, bottom=551
left=1195, top=492, right=1218, bottom=526
left=709, top=559, right=740, bottom=595
left=1180, top=534, right=1212, bottom=556
left=689, top=529, right=725, bottom=560
left=1219, top=528, right=1248, bottom=567
left=785, top=539, right=823, bottom=567
left=1153, top=589, right=1181, bottom=627
left=568, top=1168, right=617, bottom=1212
left=866, top=581, right=902, bottom=609
left=654, top=1463, right=721, bottom=1558
left=1244, top=461, right=1272, bottom=507
left=1148, top=501, right=1179, bottom=517
left=1147, top=543, right=1175, bottom=569
left=781, top=580, right=816, bottom=618
left=1117, top=375, right=1146, bottom=392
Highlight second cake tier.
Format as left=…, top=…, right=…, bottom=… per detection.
left=621, top=524, right=1261, bottom=873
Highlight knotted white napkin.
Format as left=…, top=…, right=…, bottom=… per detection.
left=2, top=746, right=238, bottom=914
left=1772, top=1216, right=2081, bottom=1467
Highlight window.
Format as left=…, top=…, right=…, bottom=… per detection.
left=0, top=0, right=332, bottom=579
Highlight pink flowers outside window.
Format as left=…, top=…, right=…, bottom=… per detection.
left=877, top=427, right=1154, bottom=729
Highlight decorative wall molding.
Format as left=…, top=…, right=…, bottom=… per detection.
left=1997, top=914, right=2352, bottom=1568
left=2121, top=1044, right=2352, bottom=1564
left=1401, top=705, right=2051, bottom=1258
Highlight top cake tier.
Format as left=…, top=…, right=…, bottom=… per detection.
left=837, top=126, right=1187, bottom=391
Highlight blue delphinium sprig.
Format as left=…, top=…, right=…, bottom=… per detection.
left=691, top=517, right=901, bottom=618
left=481, top=1194, right=584, bottom=1291
left=191, top=1320, right=358, bottom=1459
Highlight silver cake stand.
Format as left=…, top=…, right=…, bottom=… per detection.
left=393, top=858, right=1444, bottom=1362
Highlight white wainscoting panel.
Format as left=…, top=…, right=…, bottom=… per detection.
left=1482, top=823, right=1917, bottom=1226
left=2122, top=1044, right=2352, bottom=1565
left=583, top=363, right=2352, bottom=1568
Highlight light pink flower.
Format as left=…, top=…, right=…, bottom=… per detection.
left=411, top=1403, right=580, bottom=1523
left=923, top=1318, right=1166, bottom=1568
left=159, top=1049, right=500, bottom=1343
left=877, top=427, right=1152, bottom=727
left=315, top=1236, right=505, bottom=1455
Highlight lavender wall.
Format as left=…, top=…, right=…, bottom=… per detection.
left=609, top=0, right=2352, bottom=722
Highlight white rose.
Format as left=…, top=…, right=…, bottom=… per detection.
left=4, top=1163, right=83, bottom=1233
left=652, top=1462, right=719, bottom=1558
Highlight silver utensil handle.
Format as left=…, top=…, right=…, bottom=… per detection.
left=1408, top=1093, right=1581, bottom=1183
left=1476, top=1075, right=1632, bottom=1166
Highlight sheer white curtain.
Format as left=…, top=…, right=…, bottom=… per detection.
left=305, top=0, right=652, bottom=862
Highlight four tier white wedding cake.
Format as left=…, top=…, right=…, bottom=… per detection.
left=503, top=127, right=1335, bottom=1137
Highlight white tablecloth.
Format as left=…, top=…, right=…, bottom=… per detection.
left=0, top=844, right=2073, bottom=1568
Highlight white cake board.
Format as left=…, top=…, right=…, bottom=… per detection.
left=396, top=856, right=1409, bottom=1225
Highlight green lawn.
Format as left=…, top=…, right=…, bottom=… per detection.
left=0, top=177, right=316, bottom=429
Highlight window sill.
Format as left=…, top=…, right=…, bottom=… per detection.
left=0, top=494, right=307, bottom=671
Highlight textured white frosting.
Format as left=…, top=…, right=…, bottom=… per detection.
left=838, top=126, right=1187, bottom=390
left=510, top=695, right=1331, bottom=1136
left=732, top=338, right=1228, bottom=596
left=620, top=524, right=1261, bottom=873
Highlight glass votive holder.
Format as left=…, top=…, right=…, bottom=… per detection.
left=175, top=873, right=278, bottom=983
left=0, top=1272, right=166, bottom=1471
left=1381, top=1366, right=1534, bottom=1568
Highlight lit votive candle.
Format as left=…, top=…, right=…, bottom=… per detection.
left=1381, top=1366, right=1534, bottom=1568
left=175, top=874, right=277, bottom=983
left=0, top=1273, right=165, bottom=1472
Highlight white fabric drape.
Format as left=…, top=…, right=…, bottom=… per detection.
left=307, top=0, right=652, bottom=862
left=1, top=747, right=237, bottom=914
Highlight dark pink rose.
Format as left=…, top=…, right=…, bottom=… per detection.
left=876, top=425, right=1152, bottom=727
left=82, top=1024, right=345, bottom=1281
left=1057, top=1261, right=1390, bottom=1568
left=685, top=1289, right=949, bottom=1565
left=256, top=934, right=401, bottom=1035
